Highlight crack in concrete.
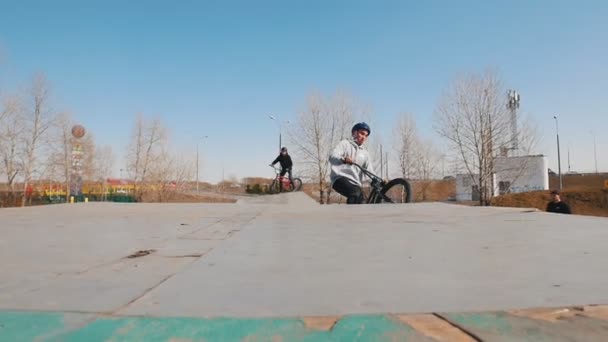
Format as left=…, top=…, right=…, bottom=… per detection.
left=110, top=273, right=175, bottom=315
left=433, top=313, right=484, bottom=342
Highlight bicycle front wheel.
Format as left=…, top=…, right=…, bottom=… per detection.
left=380, top=178, right=413, bottom=203
left=269, top=180, right=280, bottom=194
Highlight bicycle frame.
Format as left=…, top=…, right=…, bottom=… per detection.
left=351, top=163, right=393, bottom=204
left=271, top=166, right=293, bottom=189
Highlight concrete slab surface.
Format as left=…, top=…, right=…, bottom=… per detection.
left=1, top=192, right=608, bottom=340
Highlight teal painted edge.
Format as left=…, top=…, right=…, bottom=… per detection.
left=0, top=309, right=433, bottom=342
left=442, top=312, right=557, bottom=342
left=0, top=310, right=72, bottom=342
left=52, top=314, right=422, bottom=342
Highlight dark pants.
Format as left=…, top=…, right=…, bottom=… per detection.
left=332, top=177, right=364, bottom=204
left=280, top=168, right=293, bottom=188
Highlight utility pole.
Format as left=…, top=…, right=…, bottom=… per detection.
left=554, top=116, right=562, bottom=190
left=196, top=136, right=208, bottom=195
left=385, top=152, right=388, bottom=179
left=269, top=115, right=289, bottom=152
left=380, top=144, right=383, bottom=178
left=592, top=131, right=598, bottom=174
left=568, top=146, right=570, bottom=173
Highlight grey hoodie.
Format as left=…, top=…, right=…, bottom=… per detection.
left=329, top=139, right=375, bottom=187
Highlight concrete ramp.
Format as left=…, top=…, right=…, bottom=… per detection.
left=1, top=193, right=608, bottom=340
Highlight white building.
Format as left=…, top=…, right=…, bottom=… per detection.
left=456, top=155, right=549, bottom=201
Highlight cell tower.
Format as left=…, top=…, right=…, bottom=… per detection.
left=507, top=89, right=520, bottom=153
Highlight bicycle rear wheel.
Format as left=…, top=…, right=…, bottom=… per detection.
left=380, top=178, right=413, bottom=203
left=291, top=178, right=302, bottom=191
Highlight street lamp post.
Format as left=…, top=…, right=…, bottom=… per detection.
left=269, top=115, right=289, bottom=152
left=553, top=116, right=562, bottom=190
left=592, top=131, right=598, bottom=174
left=196, top=136, right=208, bottom=195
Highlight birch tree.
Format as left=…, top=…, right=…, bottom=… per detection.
left=20, top=73, right=55, bottom=206
left=126, top=114, right=167, bottom=183
left=288, top=91, right=368, bottom=202
left=0, top=93, right=23, bottom=203
left=93, top=145, right=114, bottom=201
left=126, top=113, right=167, bottom=199
left=393, top=113, right=418, bottom=179
left=147, top=152, right=193, bottom=202
left=49, top=113, right=74, bottom=196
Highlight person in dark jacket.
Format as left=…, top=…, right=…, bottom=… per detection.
left=546, top=190, right=571, bottom=214
left=270, top=147, right=293, bottom=187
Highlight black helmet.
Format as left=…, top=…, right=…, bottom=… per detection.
left=352, top=122, right=371, bottom=136
left=281, top=147, right=288, bottom=152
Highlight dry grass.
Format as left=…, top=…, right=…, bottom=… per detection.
left=491, top=174, right=608, bottom=217
left=491, top=189, right=608, bottom=217
left=138, top=191, right=237, bottom=203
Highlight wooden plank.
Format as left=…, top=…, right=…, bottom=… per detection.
left=396, top=314, right=476, bottom=342
left=582, top=305, right=608, bottom=321
left=443, top=311, right=608, bottom=342
left=301, top=316, right=340, bottom=331
left=508, top=306, right=582, bottom=322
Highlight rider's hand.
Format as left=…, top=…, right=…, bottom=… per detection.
left=342, top=156, right=353, bottom=165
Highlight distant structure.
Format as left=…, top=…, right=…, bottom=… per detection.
left=456, top=155, right=549, bottom=201
left=507, top=89, right=520, bottom=153
left=70, top=124, right=86, bottom=197
left=71, top=124, right=86, bottom=139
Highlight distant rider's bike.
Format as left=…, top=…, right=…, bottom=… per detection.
left=352, top=162, right=413, bottom=203
left=269, top=166, right=303, bottom=193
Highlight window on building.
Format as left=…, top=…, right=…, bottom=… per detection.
left=499, top=181, right=511, bottom=195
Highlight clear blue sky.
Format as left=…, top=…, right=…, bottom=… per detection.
left=1, top=0, right=607, bottom=182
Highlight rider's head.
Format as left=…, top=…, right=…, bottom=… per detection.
left=281, top=147, right=288, bottom=154
left=351, top=122, right=370, bottom=146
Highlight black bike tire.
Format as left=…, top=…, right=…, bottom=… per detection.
left=380, top=178, right=413, bottom=203
left=292, top=178, right=303, bottom=191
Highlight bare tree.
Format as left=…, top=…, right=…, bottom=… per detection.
left=20, top=73, right=55, bottom=206
left=47, top=113, right=74, bottom=196
left=79, top=132, right=96, bottom=183
left=288, top=91, right=367, bottom=203
left=126, top=113, right=167, bottom=199
left=392, top=114, right=442, bottom=200
left=127, top=113, right=145, bottom=184
left=126, top=114, right=165, bottom=183
left=93, top=145, right=114, bottom=201
left=147, top=151, right=194, bottom=202
left=414, top=139, right=441, bottom=179
left=327, top=91, right=358, bottom=148
left=289, top=93, right=328, bottom=201
left=393, top=113, right=418, bottom=179
left=434, top=70, right=526, bottom=205
left=0, top=93, right=23, bottom=203
left=94, top=145, right=114, bottom=181
left=412, top=137, right=442, bottom=200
